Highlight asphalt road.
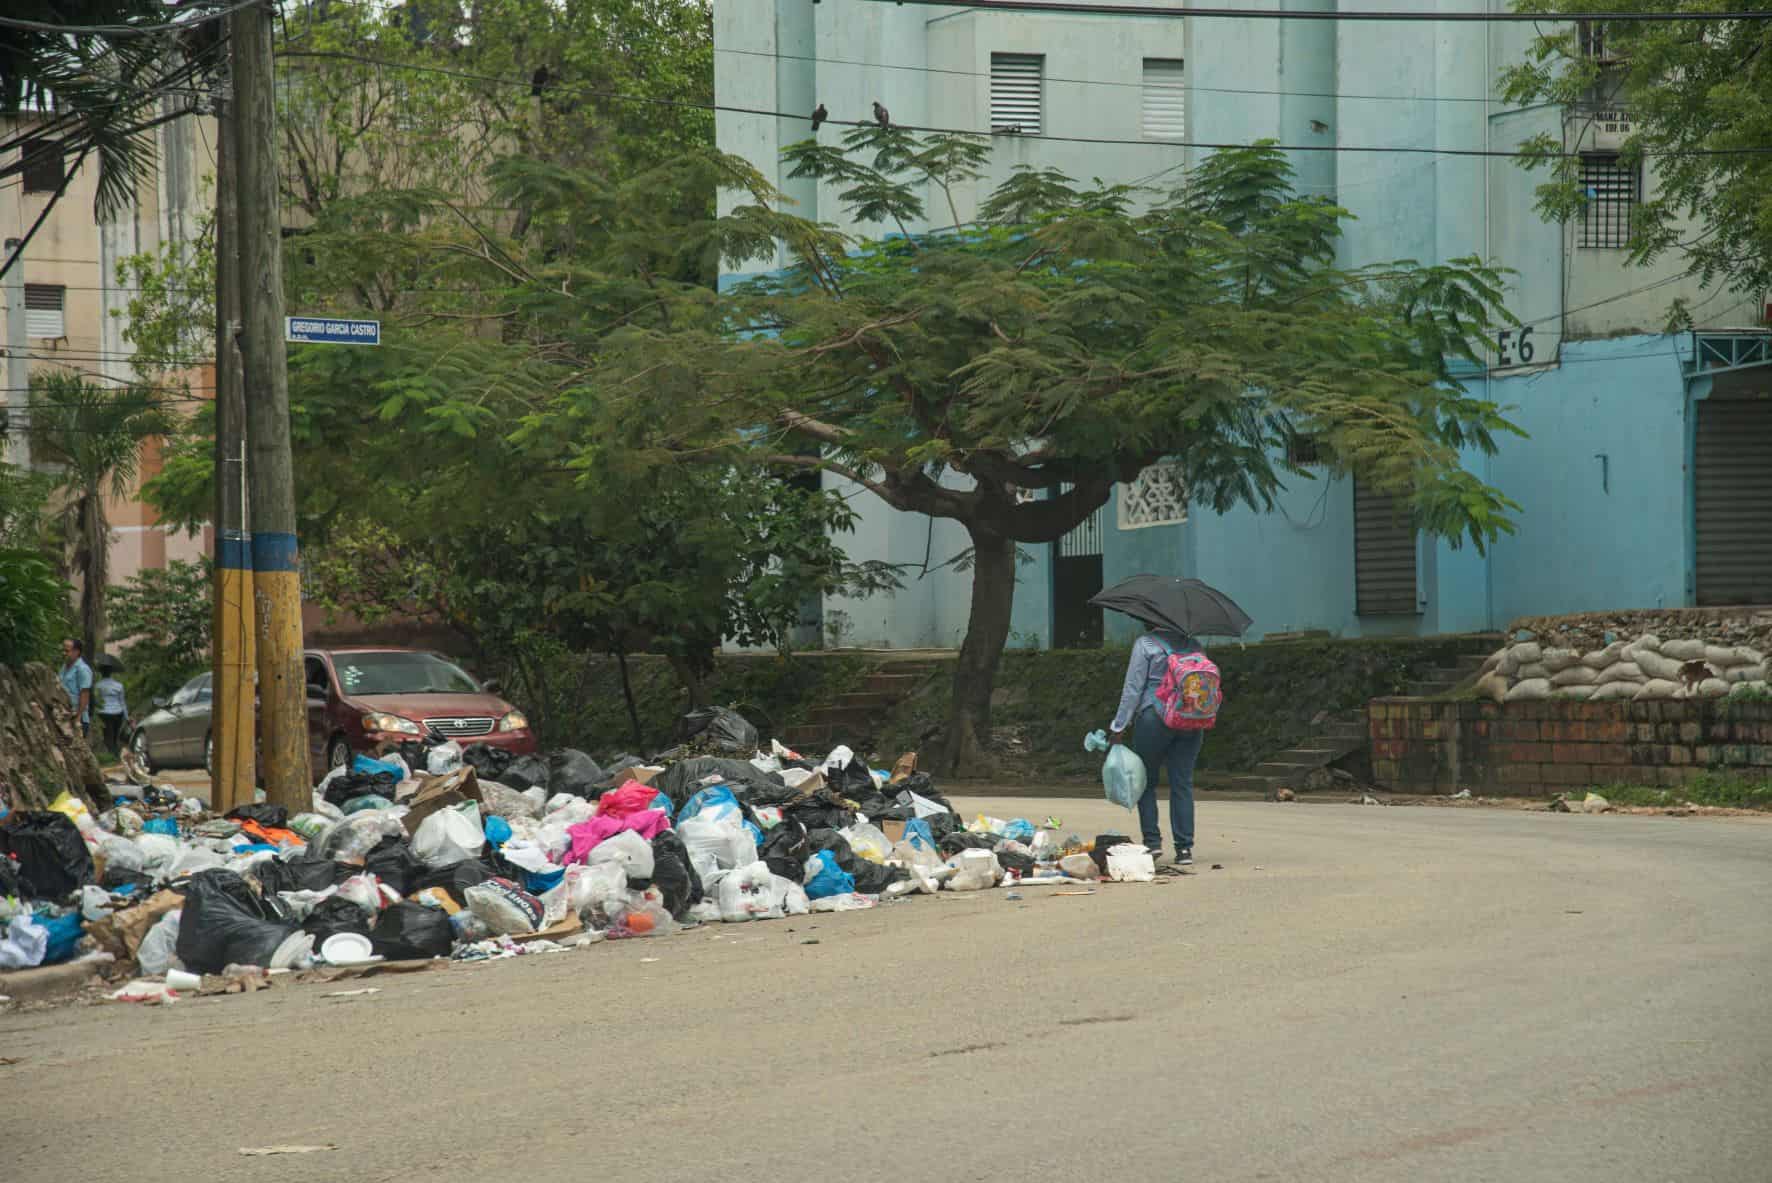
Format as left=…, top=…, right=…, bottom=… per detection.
left=5, top=796, right=1770, bottom=1183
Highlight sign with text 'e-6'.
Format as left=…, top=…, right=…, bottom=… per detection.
left=284, top=316, right=380, bottom=346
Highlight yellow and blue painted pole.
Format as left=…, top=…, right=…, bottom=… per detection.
left=212, top=529, right=256, bottom=812
left=251, top=532, right=310, bottom=806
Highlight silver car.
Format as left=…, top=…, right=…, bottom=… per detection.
left=128, top=672, right=214, bottom=773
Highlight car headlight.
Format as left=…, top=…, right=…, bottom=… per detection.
left=497, top=710, right=528, bottom=733
left=363, top=712, right=421, bottom=736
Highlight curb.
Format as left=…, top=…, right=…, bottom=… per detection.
left=0, top=960, right=104, bottom=1003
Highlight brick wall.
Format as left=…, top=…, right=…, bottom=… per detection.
left=1369, top=697, right=1772, bottom=795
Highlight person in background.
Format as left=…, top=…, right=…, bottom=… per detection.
left=95, top=666, right=129, bottom=754
left=1109, top=623, right=1205, bottom=866
left=58, top=638, right=94, bottom=737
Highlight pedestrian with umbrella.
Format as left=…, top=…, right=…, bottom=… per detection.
left=1092, top=577, right=1249, bottom=866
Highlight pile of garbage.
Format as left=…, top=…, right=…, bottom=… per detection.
left=0, top=707, right=1161, bottom=1006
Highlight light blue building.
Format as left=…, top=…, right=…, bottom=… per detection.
left=715, top=1, right=1772, bottom=648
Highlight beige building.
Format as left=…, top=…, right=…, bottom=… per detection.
left=2, top=101, right=215, bottom=585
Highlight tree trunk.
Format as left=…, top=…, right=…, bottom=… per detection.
left=77, top=483, right=109, bottom=659
left=938, top=527, right=1017, bottom=778
left=616, top=647, right=644, bottom=749
left=667, top=653, right=710, bottom=712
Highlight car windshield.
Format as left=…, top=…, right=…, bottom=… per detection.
left=332, top=652, right=480, bottom=696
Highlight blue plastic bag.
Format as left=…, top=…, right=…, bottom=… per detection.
left=353, top=753, right=405, bottom=779
left=679, top=786, right=742, bottom=825
left=1001, top=818, right=1035, bottom=844
left=1085, top=729, right=1146, bottom=811
left=142, top=817, right=179, bottom=837
left=904, top=818, right=935, bottom=851
left=804, top=851, right=855, bottom=899
left=31, top=910, right=83, bottom=965
left=483, top=815, right=513, bottom=847
left=523, top=866, right=564, bottom=894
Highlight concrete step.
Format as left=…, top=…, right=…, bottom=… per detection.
left=830, top=691, right=898, bottom=710
left=862, top=673, right=927, bottom=694
left=1253, top=760, right=1325, bottom=778
left=1406, top=680, right=1459, bottom=697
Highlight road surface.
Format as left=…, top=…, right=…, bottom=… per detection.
left=4, top=796, right=1770, bottom=1183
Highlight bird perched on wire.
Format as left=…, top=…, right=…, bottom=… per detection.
left=812, top=103, right=827, bottom=132
left=873, top=100, right=891, bottom=129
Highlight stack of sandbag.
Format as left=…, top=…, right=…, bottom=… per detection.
left=1475, top=634, right=1767, bottom=704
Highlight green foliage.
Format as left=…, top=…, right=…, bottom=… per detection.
left=0, top=459, right=54, bottom=549
left=1593, top=773, right=1772, bottom=811
left=109, top=559, right=212, bottom=703
left=1500, top=3, right=1772, bottom=294
left=0, top=547, right=69, bottom=669
left=113, top=208, right=215, bottom=377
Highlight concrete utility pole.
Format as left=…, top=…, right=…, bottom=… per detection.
left=2, top=238, right=27, bottom=469
left=210, top=64, right=257, bottom=812
left=230, top=2, right=309, bottom=805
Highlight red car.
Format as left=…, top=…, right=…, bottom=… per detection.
left=305, top=647, right=537, bottom=776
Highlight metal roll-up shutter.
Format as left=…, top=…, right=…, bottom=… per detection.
left=1354, top=478, right=1419, bottom=616
left=1695, top=395, right=1772, bottom=605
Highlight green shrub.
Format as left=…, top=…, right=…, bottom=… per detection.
left=0, top=547, right=69, bottom=668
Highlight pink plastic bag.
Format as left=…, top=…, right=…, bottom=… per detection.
left=565, top=809, right=670, bottom=865
left=596, top=781, right=665, bottom=820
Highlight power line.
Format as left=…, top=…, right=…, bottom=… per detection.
left=849, top=0, right=1772, bottom=21
left=0, top=0, right=264, bottom=36
left=715, top=44, right=1505, bottom=106
left=275, top=49, right=1772, bottom=160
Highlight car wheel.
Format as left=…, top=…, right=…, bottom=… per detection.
left=204, top=734, right=214, bottom=777
left=326, top=735, right=353, bottom=773
left=131, top=729, right=156, bottom=774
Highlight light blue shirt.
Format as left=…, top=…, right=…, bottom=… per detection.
left=1110, top=630, right=1200, bottom=733
left=59, top=658, right=93, bottom=724
left=95, top=676, right=127, bottom=717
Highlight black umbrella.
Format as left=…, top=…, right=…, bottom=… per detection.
left=94, top=653, right=124, bottom=672
left=1089, top=575, right=1253, bottom=639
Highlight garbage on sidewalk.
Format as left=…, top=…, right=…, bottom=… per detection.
left=1, top=707, right=1163, bottom=1009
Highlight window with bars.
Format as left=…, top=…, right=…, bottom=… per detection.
left=1141, top=59, right=1186, bottom=141
left=24, top=284, right=65, bottom=338
left=990, top=53, right=1043, bottom=135
left=1578, top=154, right=1638, bottom=249
left=1577, top=19, right=1621, bottom=63
left=20, top=137, right=64, bottom=193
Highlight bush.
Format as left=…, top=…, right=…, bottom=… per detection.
left=110, top=559, right=211, bottom=702
left=0, top=547, right=70, bottom=668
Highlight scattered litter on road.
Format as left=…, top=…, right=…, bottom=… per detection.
left=1451, top=789, right=1473, bottom=800
left=1211, top=864, right=1224, bottom=870
left=238, top=1145, right=336, bottom=1157
left=321, top=988, right=380, bottom=999
left=801, top=938, right=820, bottom=944
left=1582, top=792, right=1613, bottom=814
left=1360, top=795, right=1383, bottom=806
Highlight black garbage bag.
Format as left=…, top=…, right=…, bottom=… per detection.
left=176, top=869, right=299, bottom=974
left=393, top=739, right=438, bottom=771
left=303, top=896, right=373, bottom=944
left=224, top=802, right=290, bottom=829
left=804, top=828, right=857, bottom=874
left=0, top=854, right=22, bottom=899
left=680, top=706, right=759, bottom=753
left=0, top=811, right=94, bottom=900
left=547, top=749, right=605, bottom=797
left=461, top=743, right=514, bottom=780
left=760, top=821, right=811, bottom=882
left=995, top=848, right=1035, bottom=875
left=783, top=801, right=855, bottom=833
left=502, top=755, right=551, bottom=792
left=323, top=771, right=397, bottom=809
left=101, top=867, right=156, bottom=894
left=603, top=752, right=645, bottom=775
left=872, top=800, right=916, bottom=824
left=939, top=830, right=998, bottom=857
left=895, top=772, right=953, bottom=813
left=924, top=812, right=963, bottom=843
left=408, top=858, right=495, bottom=909
left=363, top=836, right=426, bottom=896
left=852, top=859, right=909, bottom=895
left=252, top=854, right=346, bottom=895
left=649, top=831, right=702, bottom=921
left=1091, top=833, right=1135, bottom=876
left=655, top=757, right=787, bottom=809
left=369, top=901, right=455, bottom=960
left=824, top=753, right=876, bottom=799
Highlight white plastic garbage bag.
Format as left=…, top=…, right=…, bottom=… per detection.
left=480, top=780, right=544, bottom=820
left=587, top=829, right=655, bottom=881
left=0, top=912, right=49, bottom=969
left=426, top=741, right=465, bottom=775
left=840, top=823, right=891, bottom=864
left=169, top=845, right=227, bottom=878
left=411, top=804, right=482, bottom=868
left=945, top=848, right=1001, bottom=892
left=564, top=861, right=630, bottom=922
left=136, top=909, right=182, bottom=975
left=1105, top=844, right=1156, bottom=882
left=679, top=816, right=757, bottom=871
left=717, top=862, right=781, bottom=923
left=98, top=835, right=146, bottom=875
left=820, top=744, right=856, bottom=774
left=903, top=791, right=948, bottom=819
left=772, top=874, right=811, bottom=916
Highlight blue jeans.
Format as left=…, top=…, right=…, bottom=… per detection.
left=1130, top=708, right=1204, bottom=852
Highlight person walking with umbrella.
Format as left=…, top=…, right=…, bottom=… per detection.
left=1093, top=577, right=1248, bottom=866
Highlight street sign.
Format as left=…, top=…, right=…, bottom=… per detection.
left=285, top=316, right=380, bottom=346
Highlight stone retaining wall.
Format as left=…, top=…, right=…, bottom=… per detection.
left=1369, top=697, right=1772, bottom=795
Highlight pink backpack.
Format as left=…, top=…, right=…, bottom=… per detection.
left=1154, top=644, right=1222, bottom=731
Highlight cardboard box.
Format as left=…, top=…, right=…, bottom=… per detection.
left=610, top=765, right=662, bottom=787
left=879, top=818, right=907, bottom=844
left=402, top=767, right=483, bottom=829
